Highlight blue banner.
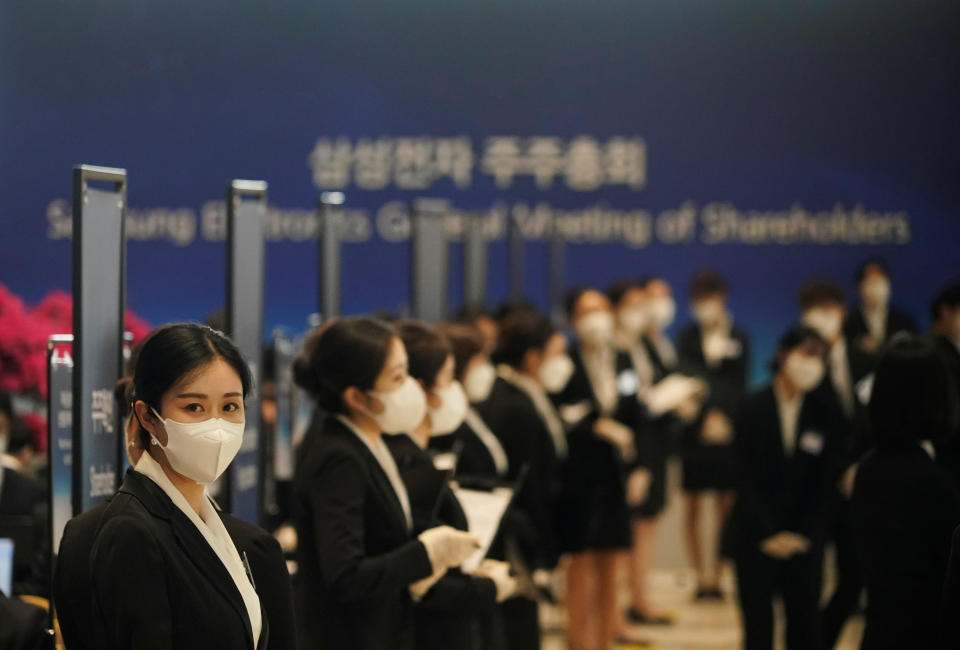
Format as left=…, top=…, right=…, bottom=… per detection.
left=2, top=1, right=958, bottom=385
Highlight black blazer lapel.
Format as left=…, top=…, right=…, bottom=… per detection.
left=334, top=421, right=411, bottom=534
left=121, top=471, right=256, bottom=650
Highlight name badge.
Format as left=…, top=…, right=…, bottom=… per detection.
left=617, top=369, right=639, bottom=396
left=798, top=430, right=824, bottom=456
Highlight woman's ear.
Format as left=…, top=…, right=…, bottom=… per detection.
left=133, top=400, right=166, bottom=446
left=343, top=386, right=378, bottom=415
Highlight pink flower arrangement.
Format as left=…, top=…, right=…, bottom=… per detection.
left=0, top=283, right=152, bottom=398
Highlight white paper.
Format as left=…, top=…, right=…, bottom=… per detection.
left=642, top=374, right=704, bottom=416
left=451, top=485, right=514, bottom=573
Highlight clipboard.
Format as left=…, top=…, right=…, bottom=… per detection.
left=450, top=465, right=528, bottom=573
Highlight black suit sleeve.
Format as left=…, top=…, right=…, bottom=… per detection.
left=244, top=532, right=298, bottom=650
left=733, top=401, right=778, bottom=542
left=416, top=572, right=497, bottom=613
left=309, top=449, right=433, bottom=603
left=91, top=515, right=173, bottom=650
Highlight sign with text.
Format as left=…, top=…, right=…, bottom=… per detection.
left=226, top=180, right=267, bottom=523
left=48, top=335, right=73, bottom=555
left=71, top=165, right=126, bottom=514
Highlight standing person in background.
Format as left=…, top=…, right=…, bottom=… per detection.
left=291, top=317, right=479, bottom=650
left=850, top=334, right=960, bottom=649
left=481, top=311, right=570, bottom=650
left=388, top=319, right=515, bottom=650
left=930, top=282, right=960, bottom=492
left=0, top=393, right=44, bottom=517
left=843, top=258, right=917, bottom=372
left=733, top=325, right=842, bottom=650
left=554, top=288, right=640, bottom=648
left=676, top=270, right=751, bottom=600
left=625, top=276, right=686, bottom=626
left=797, top=279, right=867, bottom=649
left=433, top=323, right=509, bottom=482
left=455, top=305, right=500, bottom=356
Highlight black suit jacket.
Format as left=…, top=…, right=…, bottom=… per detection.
left=55, top=495, right=297, bottom=650
left=552, top=347, right=638, bottom=550
left=430, top=418, right=504, bottom=482
left=676, top=323, right=751, bottom=420
left=478, top=377, right=561, bottom=569
left=292, top=414, right=433, bottom=650
left=851, top=444, right=960, bottom=648
left=0, top=467, right=44, bottom=516
left=87, top=470, right=269, bottom=650
left=386, top=434, right=499, bottom=650
left=843, top=306, right=917, bottom=378
left=733, top=387, right=844, bottom=545
left=933, top=334, right=960, bottom=492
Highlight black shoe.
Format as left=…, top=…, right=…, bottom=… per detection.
left=694, top=586, right=725, bottom=601
left=626, top=607, right=673, bottom=626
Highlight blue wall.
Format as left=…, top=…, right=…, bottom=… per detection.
left=2, top=0, right=958, bottom=385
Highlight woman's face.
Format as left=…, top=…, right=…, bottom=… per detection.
left=149, top=357, right=244, bottom=446
left=373, top=337, right=410, bottom=393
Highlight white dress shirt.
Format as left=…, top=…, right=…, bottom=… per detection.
left=464, top=408, right=509, bottom=476
left=337, top=415, right=413, bottom=531
left=830, top=338, right=855, bottom=417
left=774, top=384, right=804, bottom=457
left=497, top=365, right=568, bottom=458
left=134, top=453, right=262, bottom=647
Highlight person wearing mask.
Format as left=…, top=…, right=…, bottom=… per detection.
left=930, top=282, right=960, bottom=491
left=56, top=354, right=298, bottom=650
left=432, top=322, right=509, bottom=482
left=842, top=258, right=916, bottom=367
left=386, top=319, right=516, bottom=650
left=733, top=325, right=842, bottom=650
left=292, top=317, right=479, bottom=650
left=83, top=324, right=286, bottom=650
left=555, top=288, right=641, bottom=649
left=676, top=270, right=751, bottom=600
left=797, top=279, right=867, bottom=648
left=625, top=276, right=692, bottom=626
left=850, top=334, right=960, bottom=649
left=480, top=311, right=570, bottom=650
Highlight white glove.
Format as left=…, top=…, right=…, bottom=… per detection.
left=475, top=559, right=518, bottom=603
left=409, top=567, right=446, bottom=601
left=418, top=526, right=480, bottom=572
left=626, top=468, right=652, bottom=506
left=701, top=409, right=733, bottom=445
left=273, top=524, right=298, bottom=553
left=593, top=418, right=637, bottom=461
left=759, top=531, right=810, bottom=559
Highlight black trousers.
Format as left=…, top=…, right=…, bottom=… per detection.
left=735, top=540, right=824, bottom=650
left=820, top=502, right=862, bottom=649
left=499, top=596, right=540, bottom=650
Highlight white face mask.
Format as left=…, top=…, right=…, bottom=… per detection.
left=692, top=300, right=725, bottom=329
left=802, top=307, right=843, bottom=342
left=617, top=307, right=648, bottom=337
left=366, top=376, right=428, bottom=434
left=784, top=354, right=825, bottom=392
left=647, top=296, right=676, bottom=330
left=538, top=353, right=575, bottom=393
left=149, top=407, right=245, bottom=485
left=429, top=381, right=468, bottom=435
left=463, top=361, right=496, bottom=403
left=576, top=311, right=615, bottom=346
left=861, top=279, right=890, bottom=307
